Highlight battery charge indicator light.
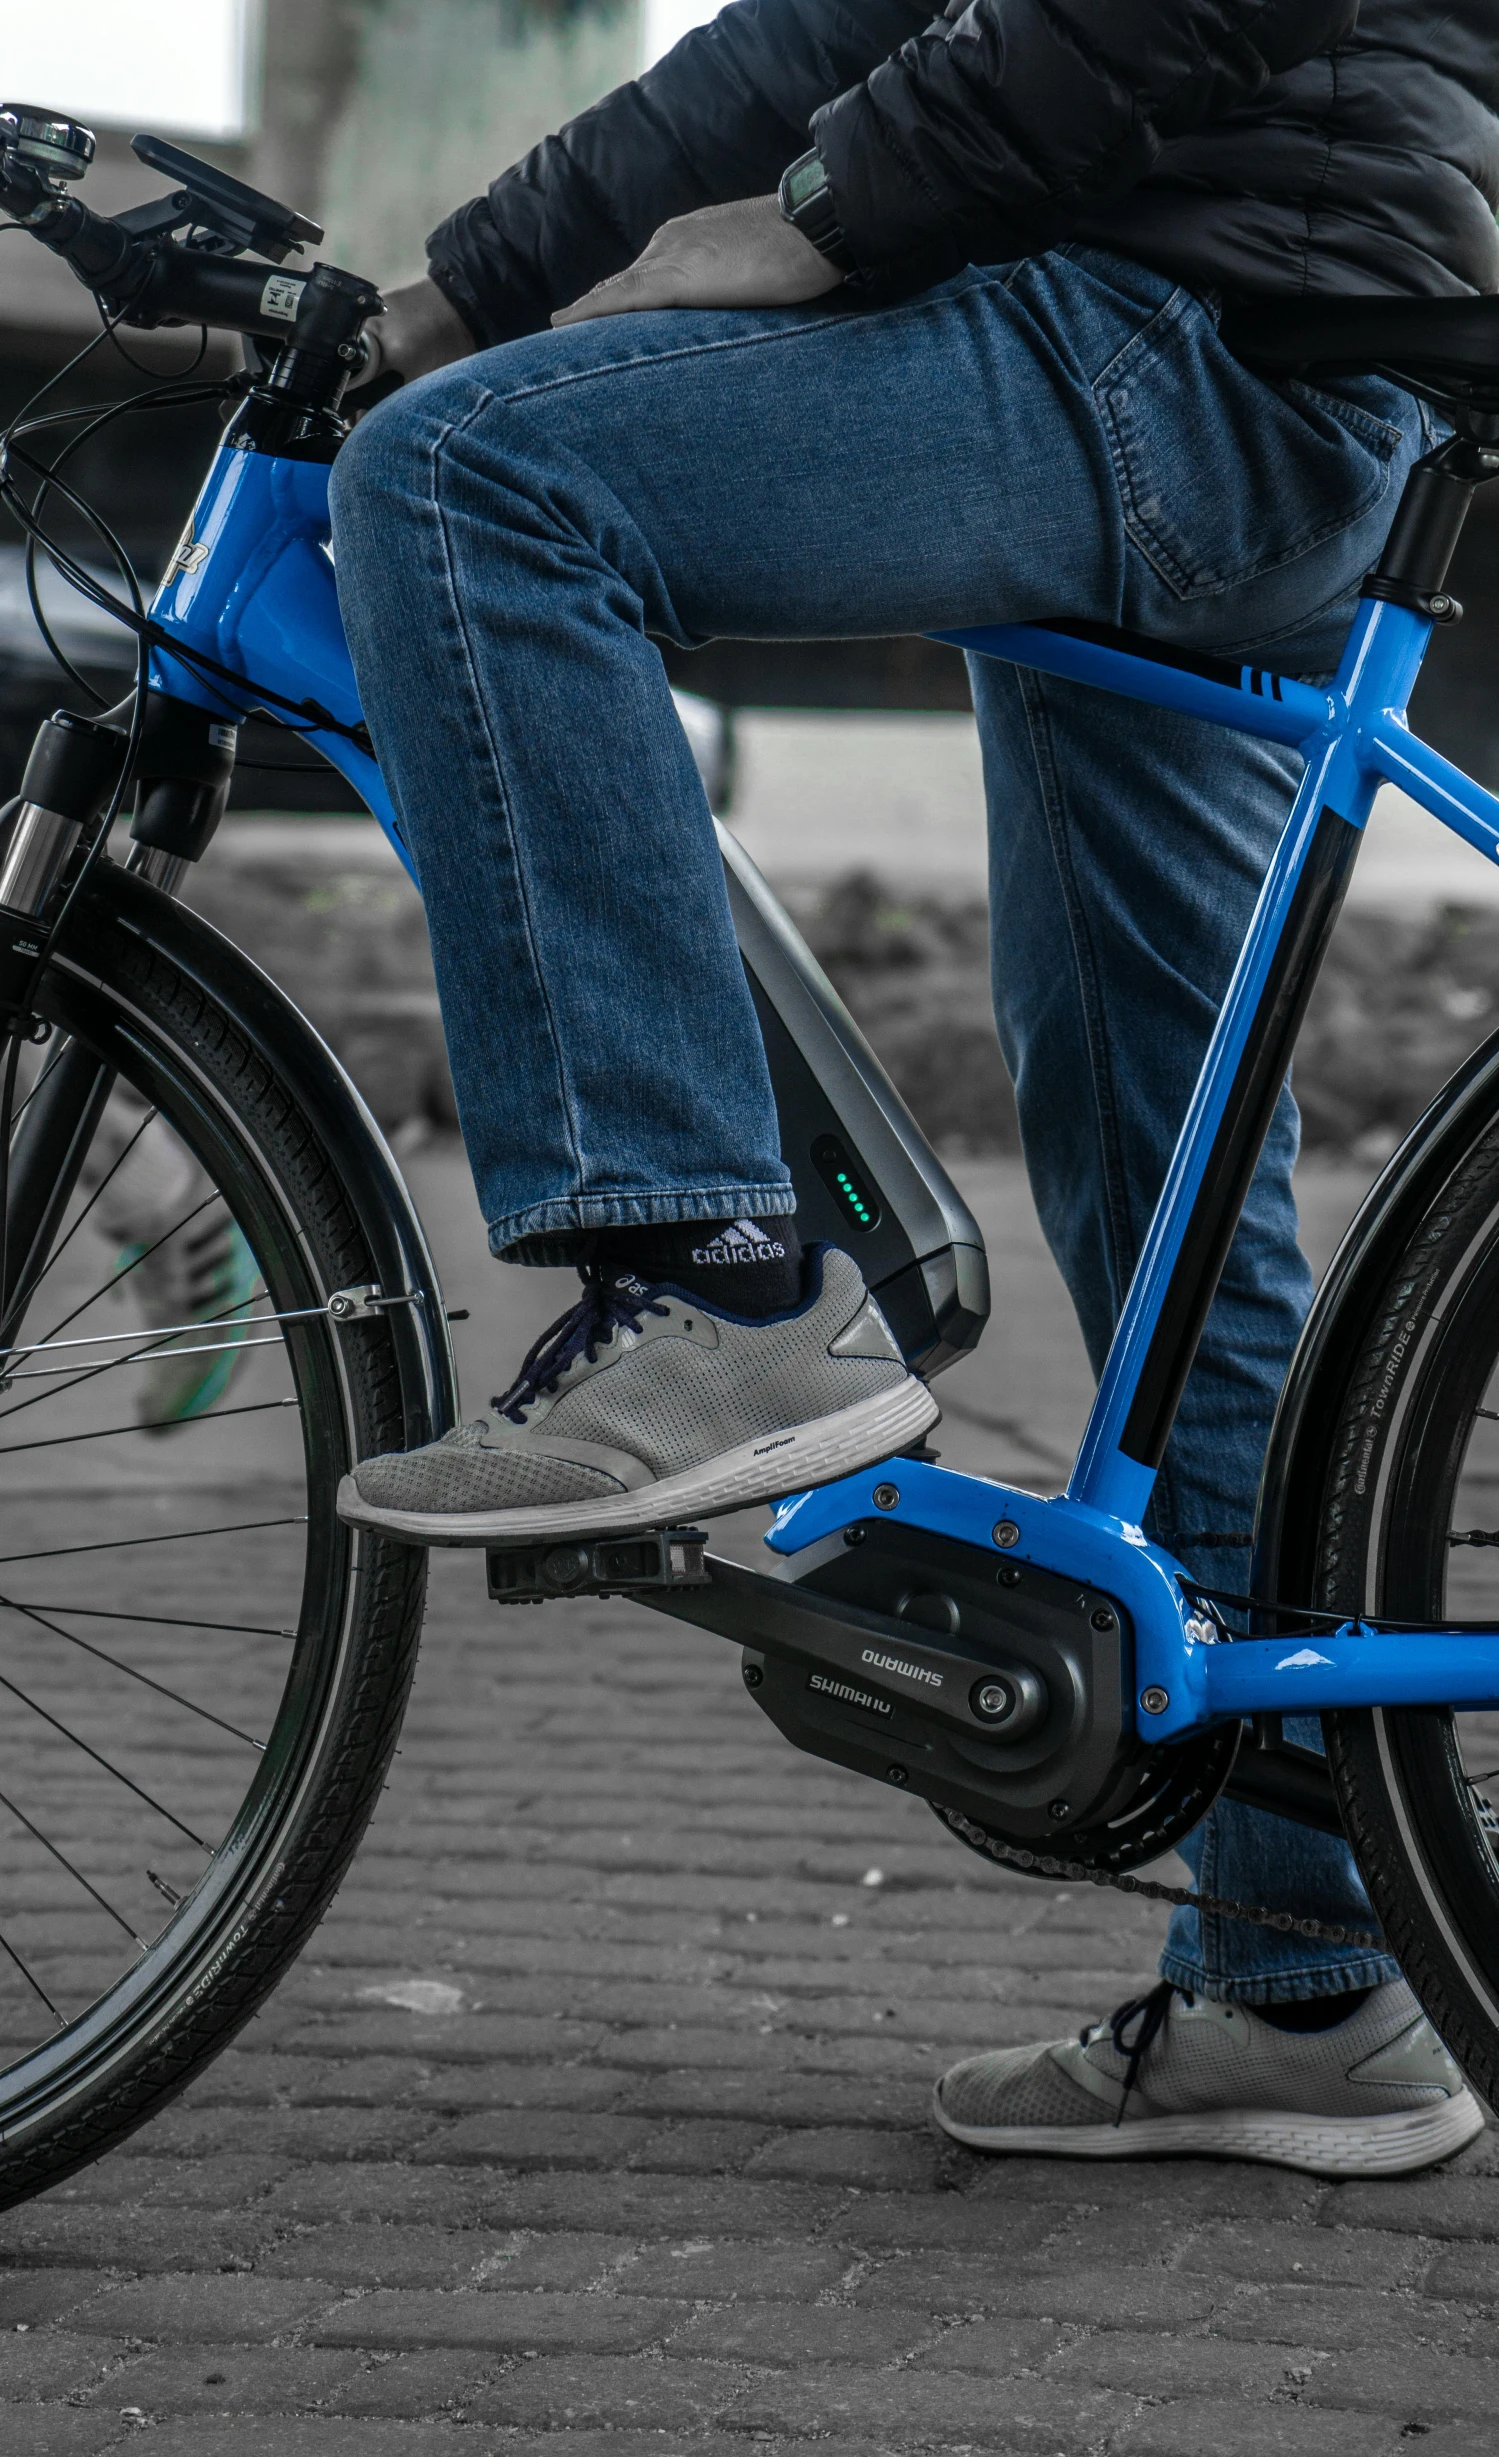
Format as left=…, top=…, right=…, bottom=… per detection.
left=812, top=1134, right=882, bottom=1232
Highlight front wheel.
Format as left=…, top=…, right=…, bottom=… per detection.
left=1314, top=1112, right=1499, bottom=2102
left=0, top=860, right=452, bottom=2205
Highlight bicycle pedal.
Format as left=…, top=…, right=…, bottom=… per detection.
left=486, top=1526, right=711, bottom=1605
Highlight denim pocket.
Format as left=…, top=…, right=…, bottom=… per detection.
left=1095, top=288, right=1404, bottom=603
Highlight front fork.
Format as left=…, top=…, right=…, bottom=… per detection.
left=0, top=692, right=224, bottom=1339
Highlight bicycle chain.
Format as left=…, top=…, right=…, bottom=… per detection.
left=937, top=1806, right=1384, bottom=1948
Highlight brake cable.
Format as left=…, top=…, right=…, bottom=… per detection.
left=1, top=431, right=375, bottom=755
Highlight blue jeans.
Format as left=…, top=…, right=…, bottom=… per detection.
left=331, top=246, right=1417, bottom=2000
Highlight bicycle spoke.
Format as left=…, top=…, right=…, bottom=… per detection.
left=0, top=1591, right=266, bottom=1749
left=20, top=1189, right=217, bottom=1354
left=7, top=1330, right=288, bottom=1384
left=0, top=784, right=428, bottom=2188
left=0, top=1665, right=210, bottom=1849
left=0, top=1394, right=300, bottom=1456
left=19, top=1105, right=156, bottom=1302
left=0, top=1781, right=145, bottom=1946
left=2, top=1601, right=296, bottom=1639
left=9, top=1310, right=274, bottom=1357
left=0, top=1514, right=306, bottom=1569
left=0, top=1290, right=281, bottom=1424
left=0, top=1924, right=63, bottom=2027
left=1450, top=1530, right=1499, bottom=1548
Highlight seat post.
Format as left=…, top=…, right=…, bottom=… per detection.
left=1364, top=413, right=1499, bottom=623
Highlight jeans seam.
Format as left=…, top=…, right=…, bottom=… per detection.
left=1157, top=1952, right=1402, bottom=2003
left=487, top=1182, right=798, bottom=1249
left=481, top=268, right=1041, bottom=413
left=1196, top=1793, right=1223, bottom=1989
left=1094, top=297, right=1401, bottom=603
left=426, top=391, right=589, bottom=1208
left=1015, top=669, right=1139, bottom=1325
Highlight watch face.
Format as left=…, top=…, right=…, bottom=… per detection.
left=784, top=155, right=827, bottom=213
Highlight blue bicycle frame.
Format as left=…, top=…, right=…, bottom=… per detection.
left=144, top=426, right=1499, bottom=1743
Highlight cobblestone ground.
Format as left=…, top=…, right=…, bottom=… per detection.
left=4, top=1160, right=1499, bottom=2455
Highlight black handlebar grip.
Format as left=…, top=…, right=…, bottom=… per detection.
left=28, top=194, right=149, bottom=302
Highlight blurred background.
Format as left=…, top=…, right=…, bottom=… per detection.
left=5, top=0, right=1499, bottom=1184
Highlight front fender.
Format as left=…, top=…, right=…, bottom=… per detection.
left=70, top=860, right=458, bottom=1455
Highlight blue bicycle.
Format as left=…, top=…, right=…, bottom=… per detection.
left=5, top=101, right=1499, bottom=2199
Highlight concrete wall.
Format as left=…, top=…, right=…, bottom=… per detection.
left=0, top=0, right=639, bottom=332
left=317, top=0, right=638, bottom=289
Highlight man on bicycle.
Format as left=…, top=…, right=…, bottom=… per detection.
left=330, top=0, right=1496, bottom=2174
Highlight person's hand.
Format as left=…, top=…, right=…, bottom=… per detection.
left=348, top=276, right=475, bottom=390
left=552, top=194, right=842, bottom=326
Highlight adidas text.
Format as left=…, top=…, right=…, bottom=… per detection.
left=691, top=1218, right=787, bottom=1267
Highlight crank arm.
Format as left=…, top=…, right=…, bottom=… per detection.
left=644, top=1551, right=1049, bottom=1747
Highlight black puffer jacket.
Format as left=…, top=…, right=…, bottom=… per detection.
left=427, top=0, right=1499, bottom=348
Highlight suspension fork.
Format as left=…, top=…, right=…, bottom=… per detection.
left=0, top=688, right=228, bottom=1343
left=0, top=1034, right=115, bottom=1340
left=0, top=710, right=133, bottom=1344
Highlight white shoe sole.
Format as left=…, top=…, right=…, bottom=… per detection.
left=336, top=1374, right=939, bottom=1547
left=932, top=2079, right=1486, bottom=2177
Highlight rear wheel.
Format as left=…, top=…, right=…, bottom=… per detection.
left=1318, top=1116, right=1499, bottom=2100
left=0, top=864, right=435, bottom=2205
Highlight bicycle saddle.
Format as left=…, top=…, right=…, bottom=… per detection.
left=1221, top=293, right=1499, bottom=412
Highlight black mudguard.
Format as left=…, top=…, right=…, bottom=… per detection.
left=1254, top=1027, right=1499, bottom=1613
left=59, top=859, right=459, bottom=1455
left=1204, top=1032, right=1499, bottom=1836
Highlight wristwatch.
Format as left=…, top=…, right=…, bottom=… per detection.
left=778, top=150, right=856, bottom=276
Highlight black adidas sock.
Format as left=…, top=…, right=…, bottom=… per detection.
left=595, top=1215, right=803, bottom=1316
left=1257, top=1988, right=1374, bottom=2033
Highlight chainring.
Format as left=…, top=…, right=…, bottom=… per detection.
left=931, top=1715, right=1242, bottom=1876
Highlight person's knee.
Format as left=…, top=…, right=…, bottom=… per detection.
left=327, top=385, right=439, bottom=560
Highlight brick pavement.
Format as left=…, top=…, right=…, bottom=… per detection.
left=4, top=1152, right=1498, bottom=2453
left=3, top=1536, right=1499, bottom=2456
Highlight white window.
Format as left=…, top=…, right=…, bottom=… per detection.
left=641, top=0, right=723, bottom=73
left=4, top=0, right=259, bottom=142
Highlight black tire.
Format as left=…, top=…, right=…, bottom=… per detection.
left=0, top=862, right=441, bottom=2206
left=1317, top=1113, right=1499, bottom=2102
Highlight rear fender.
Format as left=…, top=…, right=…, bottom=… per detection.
left=1254, top=1029, right=1499, bottom=1615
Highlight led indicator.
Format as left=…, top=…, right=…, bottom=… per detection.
left=812, top=1135, right=881, bottom=1231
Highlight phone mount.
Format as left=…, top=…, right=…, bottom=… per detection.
left=116, top=133, right=322, bottom=264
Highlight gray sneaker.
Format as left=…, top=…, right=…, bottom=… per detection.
left=336, top=1243, right=937, bottom=1546
left=933, top=1978, right=1484, bottom=2177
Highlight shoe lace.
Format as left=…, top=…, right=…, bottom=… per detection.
left=492, top=1272, right=669, bottom=1424
left=1087, top=1976, right=1190, bottom=2126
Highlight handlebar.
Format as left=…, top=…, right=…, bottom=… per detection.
left=0, top=105, right=383, bottom=415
